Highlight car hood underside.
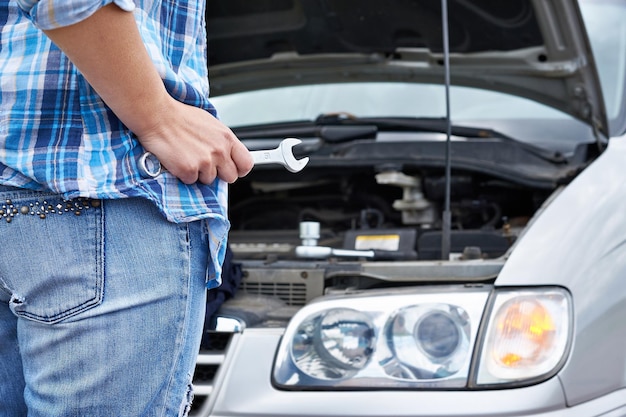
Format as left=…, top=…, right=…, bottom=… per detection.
left=206, top=0, right=608, bottom=138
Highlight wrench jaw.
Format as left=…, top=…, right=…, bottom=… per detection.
left=283, top=155, right=309, bottom=173
left=138, top=151, right=163, bottom=178
left=278, top=137, right=309, bottom=173
left=250, top=137, right=309, bottom=173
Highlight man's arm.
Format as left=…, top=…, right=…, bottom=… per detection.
left=42, top=3, right=253, bottom=184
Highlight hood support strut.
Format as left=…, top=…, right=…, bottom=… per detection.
left=441, top=0, right=452, bottom=261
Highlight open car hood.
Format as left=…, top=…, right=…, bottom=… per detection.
left=206, top=0, right=608, bottom=138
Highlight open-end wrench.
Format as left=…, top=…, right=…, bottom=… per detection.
left=138, top=137, right=308, bottom=178
left=249, top=138, right=309, bottom=173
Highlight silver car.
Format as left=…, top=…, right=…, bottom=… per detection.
left=190, top=0, right=626, bottom=415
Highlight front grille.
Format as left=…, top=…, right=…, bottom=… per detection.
left=200, top=330, right=232, bottom=351
left=194, top=362, right=220, bottom=385
left=240, top=280, right=307, bottom=306
left=238, top=267, right=325, bottom=307
left=189, top=331, right=234, bottom=416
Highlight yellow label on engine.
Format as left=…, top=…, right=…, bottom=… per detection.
left=355, top=234, right=400, bottom=251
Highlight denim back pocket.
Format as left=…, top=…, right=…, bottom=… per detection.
left=0, top=191, right=104, bottom=324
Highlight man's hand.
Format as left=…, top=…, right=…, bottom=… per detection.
left=138, top=100, right=253, bottom=184
left=42, top=3, right=253, bottom=184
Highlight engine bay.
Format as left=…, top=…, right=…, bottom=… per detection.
left=228, top=166, right=549, bottom=262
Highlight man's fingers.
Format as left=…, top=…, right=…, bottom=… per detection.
left=198, top=168, right=218, bottom=185
left=168, top=164, right=199, bottom=185
left=231, top=142, right=254, bottom=177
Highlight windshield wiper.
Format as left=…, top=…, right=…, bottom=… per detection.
left=314, top=114, right=567, bottom=164
left=233, top=118, right=378, bottom=142
left=233, top=115, right=567, bottom=164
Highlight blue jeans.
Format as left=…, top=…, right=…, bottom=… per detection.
left=0, top=186, right=208, bottom=416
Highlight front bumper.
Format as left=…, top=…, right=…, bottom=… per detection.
left=191, top=329, right=626, bottom=417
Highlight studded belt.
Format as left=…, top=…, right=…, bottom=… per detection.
left=0, top=197, right=102, bottom=224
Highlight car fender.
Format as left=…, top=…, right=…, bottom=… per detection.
left=496, top=135, right=626, bottom=405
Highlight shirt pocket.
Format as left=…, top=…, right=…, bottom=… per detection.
left=0, top=192, right=104, bottom=324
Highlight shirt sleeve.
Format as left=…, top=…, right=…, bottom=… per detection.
left=16, top=0, right=136, bottom=30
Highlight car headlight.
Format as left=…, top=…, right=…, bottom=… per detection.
left=272, top=286, right=572, bottom=390
left=273, top=286, right=489, bottom=389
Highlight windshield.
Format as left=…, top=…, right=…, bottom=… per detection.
left=213, top=83, right=566, bottom=125
left=580, top=0, right=626, bottom=134
left=211, top=0, right=626, bottom=141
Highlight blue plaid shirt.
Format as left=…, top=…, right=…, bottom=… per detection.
left=0, top=0, right=229, bottom=288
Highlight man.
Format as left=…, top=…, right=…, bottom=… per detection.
left=0, top=0, right=252, bottom=415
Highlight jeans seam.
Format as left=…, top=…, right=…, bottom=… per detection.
left=160, top=222, right=193, bottom=417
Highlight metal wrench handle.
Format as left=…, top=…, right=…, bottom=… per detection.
left=250, top=148, right=283, bottom=165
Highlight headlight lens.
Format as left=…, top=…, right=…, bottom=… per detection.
left=417, top=312, right=460, bottom=358
left=273, top=286, right=572, bottom=390
left=291, top=308, right=375, bottom=379
left=386, top=304, right=470, bottom=379
left=273, top=286, right=490, bottom=389
left=475, top=288, right=571, bottom=385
